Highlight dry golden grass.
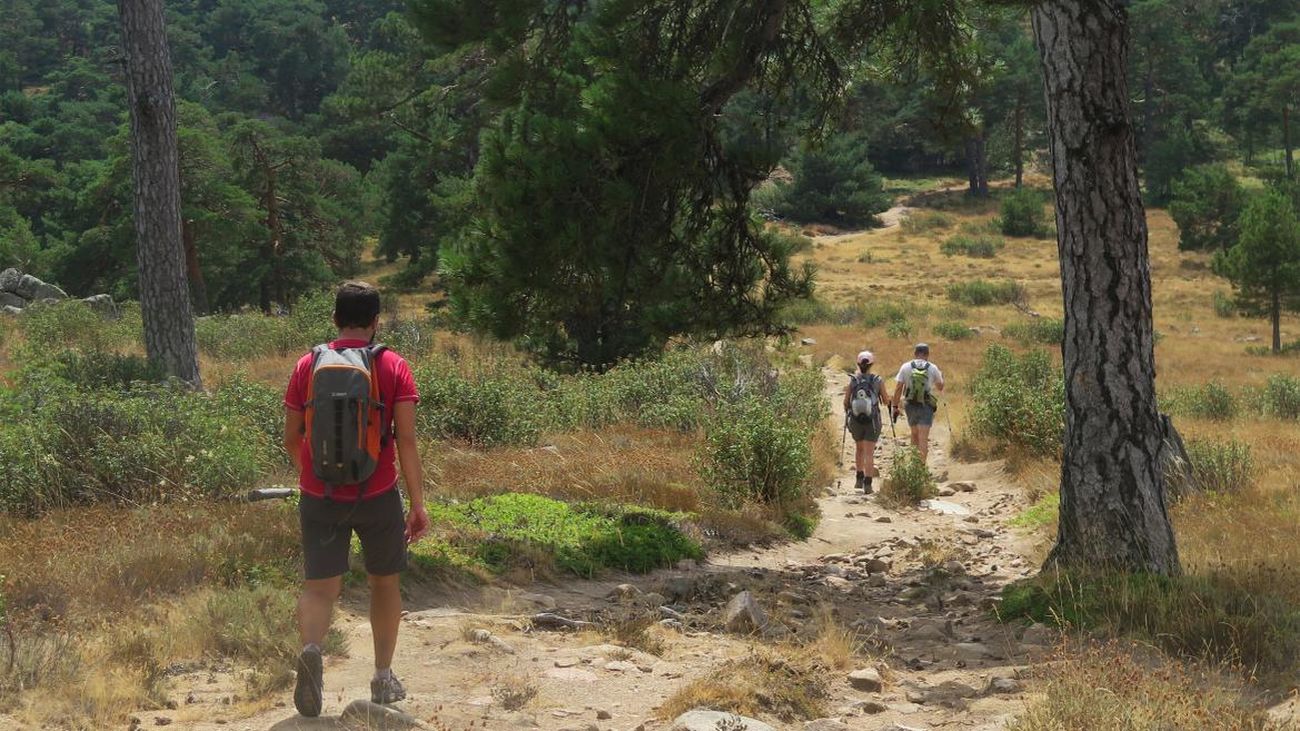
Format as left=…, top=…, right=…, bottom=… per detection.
left=1011, top=640, right=1282, bottom=731
left=658, top=618, right=869, bottom=723
left=0, top=504, right=298, bottom=625
left=425, top=427, right=703, bottom=508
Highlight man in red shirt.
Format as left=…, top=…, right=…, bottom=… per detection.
left=282, top=281, right=430, bottom=717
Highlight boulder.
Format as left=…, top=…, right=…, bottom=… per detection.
left=985, top=676, right=1021, bottom=694
left=82, top=293, right=117, bottom=315
left=804, top=720, right=849, bottom=731
left=847, top=667, right=883, bottom=692
left=0, top=292, right=25, bottom=309
left=609, top=583, right=642, bottom=602
left=339, top=699, right=424, bottom=730
left=722, top=591, right=767, bottom=634
left=30, top=279, right=67, bottom=300
left=862, top=558, right=890, bottom=574
left=949, top=481, right=976, bottom=492
left=0, top=268, right=20, bottom=293
left=670, top=710, right=777, bottom=731
left=2, top=306, right=22, bottom=316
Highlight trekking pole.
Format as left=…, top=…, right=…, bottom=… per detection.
left=839, top=412, right=849, bottom=466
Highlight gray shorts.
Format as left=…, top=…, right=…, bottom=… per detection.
left=847, top=413, right=882, bottom=442
left=905, top=403, right=936, bottom=427
left=300, top=488, right=408, bottom=580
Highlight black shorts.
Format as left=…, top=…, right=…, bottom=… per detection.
left=847, top=413, right=882, bottom=442
left=299, top=488, right=407, bottom=580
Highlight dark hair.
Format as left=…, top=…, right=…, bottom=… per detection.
left=334, top=281, right=381, bottom=329
left=914, top=342, right=930, bottom=357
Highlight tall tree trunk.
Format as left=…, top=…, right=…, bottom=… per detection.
left=965, top=137, right=979, bottom=195
left=1032, top=0, right=1179, bottom=575
left=1273, top=289, right=1282, bottom=355
left=182, top=219, right=210, bottom=315
left=976, top=134, right=990, bottom=197
left=118, top=0, right=202, bottom=387
left=1014, top=97, right=1025, bottom=189
left=1285, top=105, right=1294, bottom=180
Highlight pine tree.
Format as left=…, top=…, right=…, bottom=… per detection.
left=1214, top=189, right=1300, bottom=353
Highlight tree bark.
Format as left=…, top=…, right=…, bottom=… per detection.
left=1032, top=0, right=1179, bottom=575
left=1014, top=97, right=1025, bottom=189
left=182, top=219, right=210, bottom=315
left=118, top=0, right=202, bottom=387
left=1284, top=105, right=1293, bottom=180
left=1273, top=289, right=1282, bottom=354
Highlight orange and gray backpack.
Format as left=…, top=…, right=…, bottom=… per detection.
left=305, top=343, right=388, bottom=497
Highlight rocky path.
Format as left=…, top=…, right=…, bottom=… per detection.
left=164, top=369, right=1050, bottom=731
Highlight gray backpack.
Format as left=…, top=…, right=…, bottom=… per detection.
left=850, top=374, right=881, bottom=424
left=305, top=344, right=388, bottom=496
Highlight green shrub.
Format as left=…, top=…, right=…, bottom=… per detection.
left=1212, top=290, right=1236, bottom=318
left=1162, top=381, right=1236, bottom=421
left=885, top=319, right=912, bottom=339
left=901, top=210, right=954, bottom=233
left=879, top=447, right=935, bottom=507
left=42, top=349, right=164, bottom=391
left=999, top=188, right=1048, bottom=237
left=0, top=384, right=281, bottom=515
left=940, top=234, right=1003, bottom=258
left=194, top=290, right=340, bottom=359
left=698, top=402, right=814, bottom=510
left=417, top=493, right=702, bottom=577
left=1183, top=438, right=1254, bottom=493
left=946, top=280, right=1025, bottom=306
left=932, top=321, right=973, bottom=341
left=414, top=359, right=543, bottom=446
left=1003, top=318, right=1064, bottom=346
left=779, top=297, right=834, bottom=325
left=859, top=301, right=915, bottom=328
left=1260, top=374, right=1300, bottom=419
left=968, top=345, right=1065, bottom=457
left=19, top=301, right=143, bottom=352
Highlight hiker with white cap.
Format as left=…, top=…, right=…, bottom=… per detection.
left=843, top=350, right=892, bottom=493
left=892, top=343, right=945, bottom=464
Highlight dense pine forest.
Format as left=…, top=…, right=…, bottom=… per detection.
left=2, top=1, right=1294, bottom=341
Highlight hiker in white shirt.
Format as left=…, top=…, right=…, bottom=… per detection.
left=891, top=343, right=945, bottom=464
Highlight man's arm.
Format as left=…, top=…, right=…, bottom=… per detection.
left=393, top=401, right=429, bottom=544
left=934, top=365, right=946, bottom=393
left=284, top=408, right=305, bottom=472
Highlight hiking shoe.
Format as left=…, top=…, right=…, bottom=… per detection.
left=371, top=671, right=407, bottom=705
left=854, top=473, right=865, bottom=492
left=863, top=477, right=874, bottom=495
left=293, top=646, right=324, bottom=718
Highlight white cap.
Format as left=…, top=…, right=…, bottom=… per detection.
left=857, top=350, right=874, bottom=365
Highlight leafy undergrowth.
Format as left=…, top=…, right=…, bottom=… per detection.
left=411, top=493, right=703, bottom=578
left=878, top=446, right=936, bottom=507
left=1011, top=640, right=1278, bottom=730
left=999, top=567, right=1300, bottom=691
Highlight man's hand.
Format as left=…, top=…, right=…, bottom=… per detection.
left=404, top=503, right=430, bottom=545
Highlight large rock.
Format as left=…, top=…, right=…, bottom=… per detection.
left=670, top=710, right=777, bottom=731
left=2, top=306, right=22, bottom=316
left=804, top=720, right=849, bottom=731
left=847, top=667, right=883, bottom=692
left=339, top=699, right=424, bottom=730
left=722, top=591, right=767, bottom=634
left=0, top=268, right=20, bottom=293
left=0, top=292, right=25, bottom=309
left=82, top=293, right=117, bottom=315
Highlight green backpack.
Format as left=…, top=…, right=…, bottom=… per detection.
left=906, top=360, right=937, bottom=407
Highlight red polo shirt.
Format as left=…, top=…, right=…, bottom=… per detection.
left=284, top=340, right=419, bottom=501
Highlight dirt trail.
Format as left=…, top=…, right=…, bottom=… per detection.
left=165, top=369, right=1048, bottom=731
